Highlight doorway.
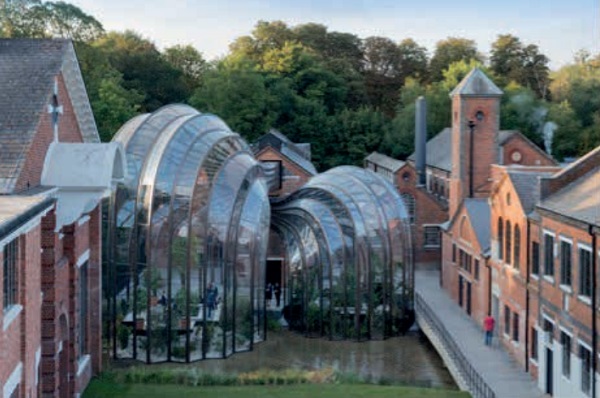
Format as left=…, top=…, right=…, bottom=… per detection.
left=466, top=281, right=472, bottom=315
left=458, top=276, right=464, bottom=308
left=266, top=259, right=283, bottom=286
left=545, top=347, right=553, bottom=395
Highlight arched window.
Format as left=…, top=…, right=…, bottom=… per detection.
left=514, top=225, right=521, bottom=269
left=498, top=218, right=504, bottom=261
left=505, top=220, right=512, bottom=265
left=401, top=193, right=415, bottom=224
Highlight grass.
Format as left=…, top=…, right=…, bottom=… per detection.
left=83, top=379, right=471, bottom=398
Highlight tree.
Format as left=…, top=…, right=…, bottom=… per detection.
left=189, top=65, right=276, bottom=142
left=163, top=44, right=207, bottom=89
left=490, top=34, right=550, bottom=99
left=93, top=31, right=192, bottom=112
left=42, top=1, right=104, bottom=41
left=429, top=37, right=481, bottom=81
left=0, top=0, right=46, bottom=38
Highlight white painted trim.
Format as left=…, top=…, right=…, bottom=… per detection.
left=578, top=243, right=593, bottom=252
left=542, top=313, right=555, bottom=325
left=543, top=275, right=555, bottom=284
left=560, top=284, right=573, bottom=294
left=543, top=229, right=556, bottom=237
left=35, top=347, right=41, bottom=386
left=559, top=235, right=573, bottom=244
left=77, top=214, right=90, bottom=226
left=559, top=326, right=573, bottom=338
left=2, top=304, right=22, bottom=331
left=57, top=340, right=63, bottom=354
left=578, top=339, right=592, bottom=352
left=0, top=210, right=48, bottom=249
left=578, top=295, right=592, bottom=306
left=77, top=249, right=90, bottom=268
left=76, top=354, right=90, bottom=377
left=531, top=274, right=539, bottom=281
left=3, top=362, right=22, bottom=398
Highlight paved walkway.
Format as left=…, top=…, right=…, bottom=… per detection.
left=415, top=270, right=544, bottom=398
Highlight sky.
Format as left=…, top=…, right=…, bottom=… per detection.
left=69, top=0, right=598, bottom=70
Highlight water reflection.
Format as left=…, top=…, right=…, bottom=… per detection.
left=181, top=330, right=457, bottom=389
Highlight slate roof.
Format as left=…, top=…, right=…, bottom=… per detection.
left=408, top=128, right=553, bottom=173
left=507, top=169, right=556, bottom=214
left=464, top=198, right=491, bottom=253
left=450, top=68, right=503, bottom=97
left=0, top=195, right=54, bottom=238
left=254, top=129, right=317, bottom=175
left=365, top=152, right=405, bottom=173
left=0, top=39, right=99, bottom=193
left=538, top=166, right=600, bottom=227
left=408, top=128, right=452, bottom=172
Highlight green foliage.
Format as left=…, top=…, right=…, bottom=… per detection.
left=429, top=37, right=482, bottom=81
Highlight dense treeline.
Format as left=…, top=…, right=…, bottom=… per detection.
left=2, top=1, right=599, bottom=169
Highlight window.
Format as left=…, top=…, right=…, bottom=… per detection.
left=452, top=244, right=456, bottom=263
left=401, top=193, right=415, bottom=224
left=79, top=261, right=88, bottom=358
left=544, top=234, right=555, bottom=277
left=531, top=328, right=538, bottom=360
left=561, top=332, right=571, bottom=378
left=504, top=305, right=510, bottom=335
left=474, top=259, right=480, bottom=281
left=580, top=344, right=592, bottom=396
left=513, top=225, right=521, bottom=269
left=560, top=240, right=572, bottom=287
left=459, top=249, right=472, bottom=273
left=3, top=238, right=18, bottom=311
left=512, top=312, right=519, bottom=342
left=423, top=226, right=441, bottom=248
left=543, top=319, right=554, bottom=344
left=261, top=160, right=282, bottom=191
left=505, top=221, right=512, bottom=265
left=579, top=247, right=592, bottom=298
left=498, top=218, right=504, bottom=261
left=532, top=242, right=540, bottom=276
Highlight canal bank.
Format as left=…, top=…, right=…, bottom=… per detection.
left=415, top=269, right=544, bottom=398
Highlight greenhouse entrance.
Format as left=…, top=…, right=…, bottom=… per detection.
left=266, top=259, right=283, bottom=287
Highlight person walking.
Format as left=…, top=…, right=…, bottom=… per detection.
left=274, top=283, right=281, bottom=307
left=484, top=314, right=495, bottom=346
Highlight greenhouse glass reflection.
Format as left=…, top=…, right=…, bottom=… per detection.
left=105, top=105, right=270, bottom=363
left=271, top=166, right=414, bottom=341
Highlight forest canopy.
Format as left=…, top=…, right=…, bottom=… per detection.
left=2, top=1, right=599, bottom=168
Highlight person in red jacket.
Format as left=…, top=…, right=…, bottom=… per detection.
left=484, top=314, right=495, bottom=346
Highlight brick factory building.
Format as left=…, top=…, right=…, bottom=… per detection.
left=0, top=39, right=125, bottom=397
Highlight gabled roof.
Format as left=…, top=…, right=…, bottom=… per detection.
left=464, top=199, right=491, bottom=253
left=407, top=128, right=452, bottom=172
left=506, top=169, right=556, bottom=214
left=254, top=129, right=317, bottom=175
left=408, top=128, right=554, bottom=173
left=0, top=39, right=99, bottom=193
left=446, top=198, right=490, bottom=255
left=365, top=152, right=405, bottom=173
left=450, top=68, right=503, bottom=97
left=539, top=166, right=600, bottom=227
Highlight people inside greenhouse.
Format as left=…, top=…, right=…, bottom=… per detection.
left=274, top=283, right=281, bottom=307
left=206, top=283, right=217, bottom=319
left=265, top=283, right=273, bottom=307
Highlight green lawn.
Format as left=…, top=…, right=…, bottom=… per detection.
left=83, top=379, right=470, bottom=398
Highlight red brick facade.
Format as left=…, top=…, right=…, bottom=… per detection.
left=0, top=69, right=102, bottom=397
left=441, top=69, right=600, bottom=396
left=255, top=146, right=313, bottom=198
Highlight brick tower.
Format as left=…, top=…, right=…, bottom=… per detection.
left=449, top=68, right=503, bottom=216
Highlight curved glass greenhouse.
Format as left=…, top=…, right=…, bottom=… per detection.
left=105, top=105, right=270, bottom=363
left=271, top=166, right=414, bottom=341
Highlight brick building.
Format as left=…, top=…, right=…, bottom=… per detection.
left=253, top=130, right=317, bottom=198
left=0, top=39, right=125, bottom=397
left=440, top=67, right=600, bottom=397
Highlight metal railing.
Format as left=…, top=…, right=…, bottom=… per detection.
left=415, top=292, right=496, bottom=398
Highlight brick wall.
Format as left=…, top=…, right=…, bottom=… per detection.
left=15, top=73, right=84, bottom=193
left=395, top=164, right=447, bottom=268
left=501, top=135, right=556, bottom=167
left=255, top=146, right=313, bottom=197
left=0, top=223, right=44, bottom=398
